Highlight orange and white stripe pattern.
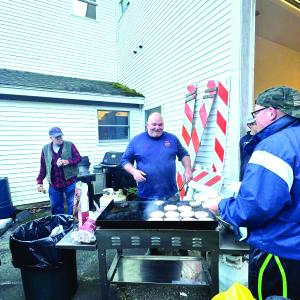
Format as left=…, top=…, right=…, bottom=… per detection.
left=190, top=79, right=229, bottom=192
left=177, top=85, right=197, bottom=199
left=212, top=80, right=230, bottom=173
left=181, top=85, right=197, bottom=148
left=192, top=168, right=223, bottom=190
left=188, top=80, right=217, bottom=165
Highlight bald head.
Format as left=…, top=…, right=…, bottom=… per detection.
left=146, top=112, right=164, bottom=138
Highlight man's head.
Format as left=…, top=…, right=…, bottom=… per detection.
left=49, top=127, right=64, bottom=145
left=252, top=86, right=300, bottom=132
left=146, top=112, right=164, bottom=138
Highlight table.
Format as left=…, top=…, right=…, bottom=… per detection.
left=56, top=229, right=97, bottom=251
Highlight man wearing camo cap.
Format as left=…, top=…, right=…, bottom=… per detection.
left=205, top=86, right=300, bottom=299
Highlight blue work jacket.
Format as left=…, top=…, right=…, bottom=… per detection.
left=219, top=115, right=300, bottom=260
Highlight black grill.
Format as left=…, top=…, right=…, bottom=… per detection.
left=94, top=151, right=136, bottom=191
left=101, top=151, right=123, bottom=167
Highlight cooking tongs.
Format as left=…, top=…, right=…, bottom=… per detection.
left=179, top=181, right=187, bottom=191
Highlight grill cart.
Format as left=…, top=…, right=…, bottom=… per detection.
left=95, top=200, right=219, bottom=299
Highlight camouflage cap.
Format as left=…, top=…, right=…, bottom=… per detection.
left=255, top=86, right=300, bottom=118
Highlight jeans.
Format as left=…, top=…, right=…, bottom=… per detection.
left=49, top=181, right=76, bottom=215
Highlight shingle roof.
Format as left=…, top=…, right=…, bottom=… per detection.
left=0, top=68, right=143, bottom=97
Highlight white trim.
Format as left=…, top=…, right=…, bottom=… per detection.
left=0, top=86, right=144, bottom=105
left=249, top=150, right=294, bottom=190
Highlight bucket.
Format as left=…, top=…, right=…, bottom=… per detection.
left=0, top=177, right=15, bottom=219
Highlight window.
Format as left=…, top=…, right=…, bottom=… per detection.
left=119, top=0, right=130, bottom=17
left=73, top=0, right=97, bottom=20
left=98, top=110, right=129, bottom=141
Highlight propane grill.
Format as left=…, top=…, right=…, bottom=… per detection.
left=93, top=151, right=136, bottom=191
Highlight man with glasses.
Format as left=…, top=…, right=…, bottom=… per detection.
left=205, top=86, right=300, bottom=299
left=239, top=116, right=257, bottom=180
left=37, top=127, right=81, bottom=215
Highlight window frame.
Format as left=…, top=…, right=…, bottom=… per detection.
left=72, top=0, right=98, bottom=20
left=97, top=109, right=130, bottom=142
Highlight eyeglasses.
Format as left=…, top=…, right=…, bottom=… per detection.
left=251, top=107, right=267, bottom=118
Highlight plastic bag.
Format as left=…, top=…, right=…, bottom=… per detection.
left=212, top=282, right=255, bottom=300
left=71, top=211, right=99, bottom=244
left=9, top=214, right=73, bottom=269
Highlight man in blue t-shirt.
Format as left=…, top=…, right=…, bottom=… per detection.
left=121, top=112, right=192, bottom=200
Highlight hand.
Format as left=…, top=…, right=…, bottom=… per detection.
left=183, top=169, right=193, bottom=184
left=203, top=196, right=221, bottom=215
left=37, top=184, right=44, bottom=193
left=133, top=170, right=147, bottom=182
left=57, top=158, right=69, bottom=167
left=60, top=159, right=69, bottom=166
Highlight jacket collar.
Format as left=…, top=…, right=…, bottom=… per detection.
left=244, top=115, right=299, bottom=154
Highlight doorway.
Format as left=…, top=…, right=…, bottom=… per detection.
left=255, top=0, right=300, bottom=99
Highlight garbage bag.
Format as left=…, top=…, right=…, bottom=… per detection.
left=10, top=214, right=73, bottom=269
left=212, top=282, right=255, bottom=300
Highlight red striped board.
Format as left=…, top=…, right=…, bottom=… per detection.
left=177, top=85, right=197, bottom=199
left=191, top=168, right=223, bottom=191
left=177, top=81, right=217, bottom=199
left=212, top=80, right=230, bottom=174
left=188, top=80, right=216, bottom=165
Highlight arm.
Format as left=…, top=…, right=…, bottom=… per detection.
left=36, top=151, right=46, bottom=192
left=219, top=147, right=293, bottom=229
left=121, top=139, right=146, bottom=182
left=181, top=155, right=193, bottom=184
left=123, top=162, right=146, bottom=182
left=176, top=137, right=193, bottom=183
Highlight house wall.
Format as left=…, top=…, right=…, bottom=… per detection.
left=117, top=0, right=245, bottom=182
left=254, top=36, right=300, bottom=97
left=0, top=0, right=117, bottom=81
left=0, top=99, right=143, bottom=206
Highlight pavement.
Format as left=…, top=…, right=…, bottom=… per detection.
left=0, top=206, right=212, bottom=300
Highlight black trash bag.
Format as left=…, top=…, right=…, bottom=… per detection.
left=10, top=214, right=73, bottom=270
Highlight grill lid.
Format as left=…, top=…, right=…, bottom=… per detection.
left=100, top=151, right=124, bottom=167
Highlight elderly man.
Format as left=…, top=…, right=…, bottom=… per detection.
left=121, top=112, right=193, bottom=200
left=206, top=86, right=300, bottom=300
left=37, top=127, right=81, bottom=215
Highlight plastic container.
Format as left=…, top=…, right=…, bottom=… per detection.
left=9, top=214, right=77, bottom=300
left=0, top=177, right=15, bottom=219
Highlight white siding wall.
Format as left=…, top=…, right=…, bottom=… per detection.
left=117, top=0, right=239, bottom=181
left=0, top=0, right=117, bottom=81
left=0, top=99, right=143, bottom=206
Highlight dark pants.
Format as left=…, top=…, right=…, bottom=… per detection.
left=249, top=246, right=300, bottom=300
left=49, top=182, right=76, bottom=215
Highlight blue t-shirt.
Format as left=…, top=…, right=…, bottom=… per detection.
left=121, top=131, right=189, bottom=199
